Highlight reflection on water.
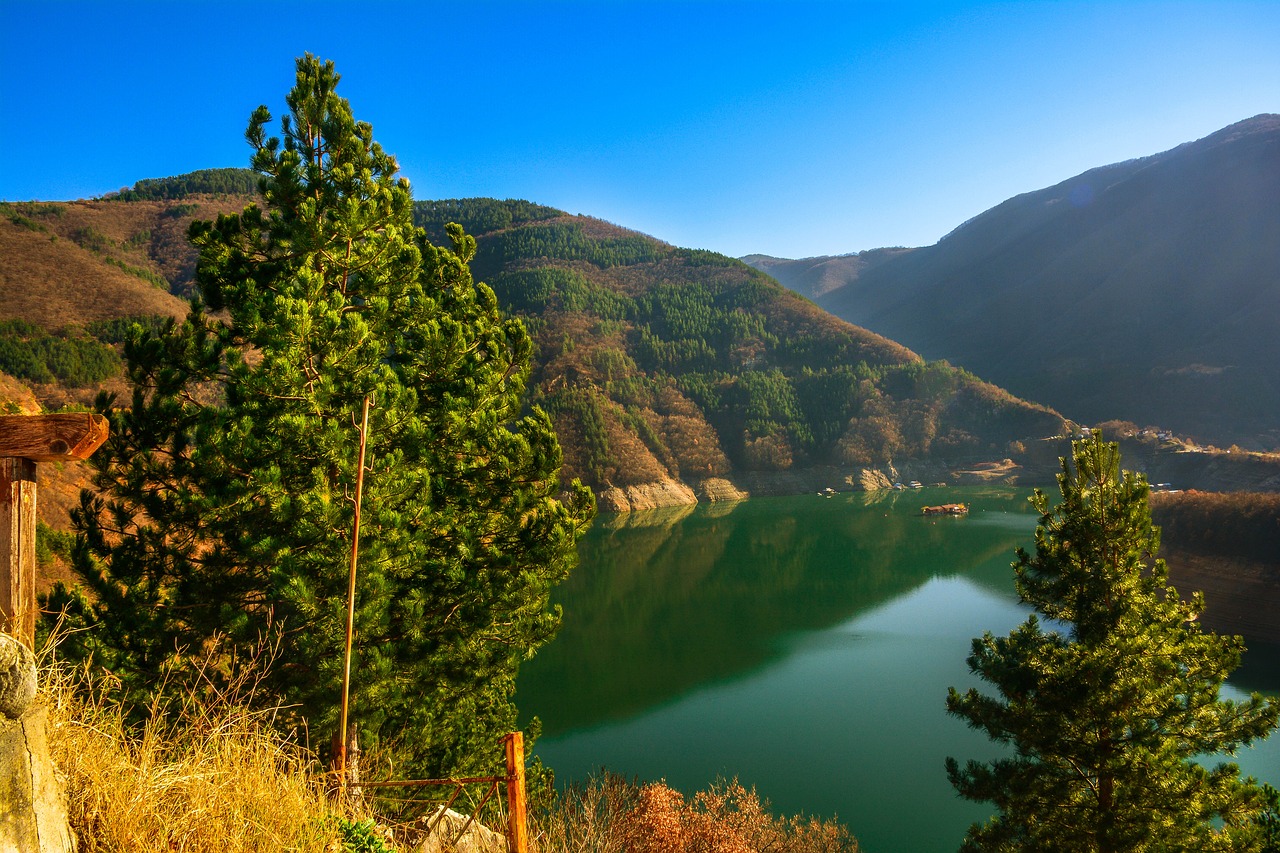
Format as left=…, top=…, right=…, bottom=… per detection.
left=517, top=488, right=1279, bottom=853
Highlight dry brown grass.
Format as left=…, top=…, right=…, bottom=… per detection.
left=0, top=211, right=188, bottom=329
left=35, top=652, right=859, bottom=852
left=533, top=774, right=858, bottom=853
left=40, top=658, right=356, bottom=853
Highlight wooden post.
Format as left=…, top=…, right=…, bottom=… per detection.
left=0, top=459, right=37, bottom=647
left=0, top=414, right=109, bottom=649
left=504, top=732, right=529, bottom=853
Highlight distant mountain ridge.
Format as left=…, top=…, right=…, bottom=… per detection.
left=739, top=248, right=914, bottom=300
left=746, top=115, right=1280, bottom=448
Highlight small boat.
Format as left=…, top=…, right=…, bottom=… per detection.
left=908, top=481, right=923, bottom=489
left=922, top=503, right=968, bottom=516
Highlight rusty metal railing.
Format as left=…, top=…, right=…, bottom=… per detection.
left=346, top=731, right=528, bottom=853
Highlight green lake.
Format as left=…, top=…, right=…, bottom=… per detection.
left=516, top=488, right=1280, bottom=853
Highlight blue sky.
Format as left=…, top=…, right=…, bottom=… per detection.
left=3, top=1, right=1278, bottom=258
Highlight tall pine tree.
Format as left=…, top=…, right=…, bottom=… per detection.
left=946, top=434, right=1278, bottom=852
left=47, top=55, right=594, bottom=778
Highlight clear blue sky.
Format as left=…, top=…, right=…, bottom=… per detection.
left=3, top=1, right=1278, bottom=259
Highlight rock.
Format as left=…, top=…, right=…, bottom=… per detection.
left=858, top=468, right=893, bottom=491
left=695, top=478, right=748, bottom=502
left=416, top=806, right=507, bottom=853
left=0, top=635, right=76, bottom=852
left=0, top=634, right=37, bottom=720
left=950, top=459, right=1022, bottom=484
left=597, top=479, right=698, bottom=512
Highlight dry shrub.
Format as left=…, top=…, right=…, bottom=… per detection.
left=40, top=660, right=352, bottom=853
left=534, top=772, right=640, bottom=853
left=534, top=774, right=857, bottom=853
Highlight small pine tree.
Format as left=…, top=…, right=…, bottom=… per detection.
left=946, top=434, right=1278, bottom=852
left=46, top=55, right=594, bottom=778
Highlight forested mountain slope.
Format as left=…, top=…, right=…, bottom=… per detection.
left=413, top=199, right=1064, bottom=507
left=0, top=181, right=1065, bottom=512
left=747, top=115, right=1280, bottom=449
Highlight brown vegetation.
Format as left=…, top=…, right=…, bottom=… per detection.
left=42, top=659, right=350, bottom=853
left=534, top=773, right=858, bottom=853
left=0, top=200, right=210, bottom=328
left=5, top=191, right=1067, bottom=514
left=469, top=208, right=1063, bottom=496
left=41, top=655, right=858, bottom=852
left=1151, top=490, right=1280, bottom=565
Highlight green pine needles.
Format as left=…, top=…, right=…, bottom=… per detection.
left=46, top=55, right=594, bottom=778
left=946, top=434, right=1279, bottom=852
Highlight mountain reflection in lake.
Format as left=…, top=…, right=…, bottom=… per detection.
left=516, top=489, right=1280, bottom=853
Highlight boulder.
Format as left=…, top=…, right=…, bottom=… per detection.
left=416, top=806, right=507, bottom=853
left=0, top=634, right=76, bottom=853
left=0, top=635, right=36, bottom=720
left=858, top=468, right=893, bottom=491
left=694, top=477, right=748, bottom=503
left=597, top=479, right=698, bottom=512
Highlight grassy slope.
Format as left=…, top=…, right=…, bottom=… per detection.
left=0, top=197, right=237, bottom=326
left=0, top=198, right=236, bottom=594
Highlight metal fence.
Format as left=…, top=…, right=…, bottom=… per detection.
left=346, top=731, right=529, bottom=853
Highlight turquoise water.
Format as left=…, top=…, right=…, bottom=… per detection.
left=516, top=489, right=1280, bottom=853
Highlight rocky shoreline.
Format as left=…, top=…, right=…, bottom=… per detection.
left=590, top=441, right=1280, bottom=513
left=592, top=459, right=1033, bottom=512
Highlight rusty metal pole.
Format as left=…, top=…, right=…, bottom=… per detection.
left=337, top=396, right=371, bottom=791
left=505, top=732, right=529, bottom=853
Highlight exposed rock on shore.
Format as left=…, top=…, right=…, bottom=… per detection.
left=596, top=479, right=698, bottom=512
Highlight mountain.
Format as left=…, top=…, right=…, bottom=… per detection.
left=1, top=200, right=199, bottom=327
left=413, top=199, right=1064, bottom=508
left=746, top=115, right=1280, bottom=449
left=739, top=248, right=915, bottom=300
left=0, top=185, right=1066, bottom=514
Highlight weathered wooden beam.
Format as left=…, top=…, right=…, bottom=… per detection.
left=0, top=459, right=37, bottom=648
left=0, top=413, right=109, bottom=462
left=0, top=413, right=109, bottom=648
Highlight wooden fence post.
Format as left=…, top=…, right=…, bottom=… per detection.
left=504, top=731, right=528, bottom=853
left=0, top=458, right=37, bottom=647
left=0, top=414, right=109, bottom=649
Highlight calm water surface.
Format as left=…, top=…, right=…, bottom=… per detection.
left=517, top=488, right=1280, bottom=853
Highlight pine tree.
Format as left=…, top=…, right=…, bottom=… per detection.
left=46, top=55, right=594, bottom=778
left=946, top=434, right=1279, bottom=852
